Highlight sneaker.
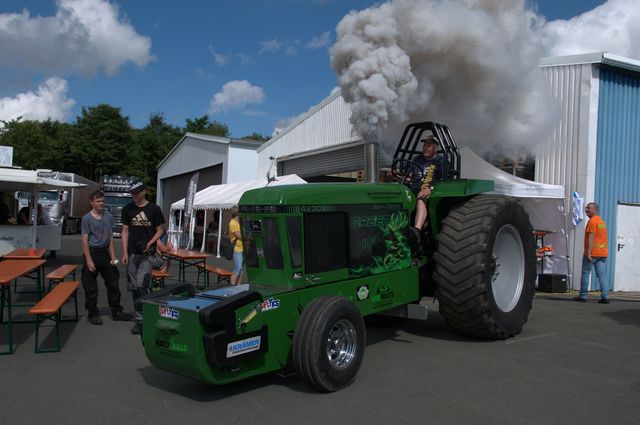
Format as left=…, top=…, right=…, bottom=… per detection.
left=574, top=296, right=587, bottom=303
left=88, top=315, right=103, bottom=325
left=112, top=311, right=134, bottom=321
left=130, top=321, right=141, bottom=334
left=598, top=298, right=610, bottom=304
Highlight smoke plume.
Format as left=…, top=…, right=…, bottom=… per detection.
left=331, top=0, right=640, bottom=160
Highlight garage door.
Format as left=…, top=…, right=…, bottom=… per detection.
left=161, top=165, right=222, bottom=217
left=280, top=145, right=364, bottom=178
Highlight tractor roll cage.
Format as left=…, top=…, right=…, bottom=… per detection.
left=392, top=122, right=461, bottom=181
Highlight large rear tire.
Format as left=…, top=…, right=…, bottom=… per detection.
left=293, top=296, right=366, bottom=392
left=434, top=195, right=536, bottom=340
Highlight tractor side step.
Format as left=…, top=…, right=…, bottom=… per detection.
left=376, top=302, right=429, bottom=321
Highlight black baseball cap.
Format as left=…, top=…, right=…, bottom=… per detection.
left=128, top=181, right=145, bottom=194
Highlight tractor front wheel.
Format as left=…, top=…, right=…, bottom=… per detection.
left=434, top=195, right=536, bottom=339
left=293, top=296, right=366, bottom=392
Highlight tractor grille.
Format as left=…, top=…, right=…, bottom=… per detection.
left=304, top=212, right=347, bottom=273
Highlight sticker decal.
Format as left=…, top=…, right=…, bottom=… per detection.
left=159, top=306, right=180, bottom=320
left=260, top=298, right=281, bottom=311
left=227, top=336, right=262, bottom=358
left=357, top=285, right=370, bottom=301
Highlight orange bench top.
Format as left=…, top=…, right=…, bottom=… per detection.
left=196, top=263, right=233, bottom=275
left=46, top=264, right=79, bottom=280
left=2, top=248, right=47, bottom=259
left=151, top=270, right=171, bottom=278
left=29, top=281, right=80, bottom=315
left=0, top=259, right=47, bottom=285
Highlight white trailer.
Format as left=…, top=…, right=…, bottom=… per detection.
left=0, top=167, right=86, bottom=256
left=35, top=171, right=99, bottom=233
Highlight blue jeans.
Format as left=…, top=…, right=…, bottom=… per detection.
left=232, top=251, right=243, bottom=275
left=580, top=256, right=609, bottom=299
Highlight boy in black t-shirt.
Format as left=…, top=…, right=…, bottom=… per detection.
left=121, top=181, right=165, bottom=334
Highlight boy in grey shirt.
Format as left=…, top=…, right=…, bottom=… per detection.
left=81, top=190, right=132, bottom=325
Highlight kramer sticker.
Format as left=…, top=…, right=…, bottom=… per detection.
left=159, top=306, right=180, bottom=320
left=227, top=336, right=261, bottom=358
left=260, top=298, right=281, bottom=312
left=357, top=285, right=370, bottom=301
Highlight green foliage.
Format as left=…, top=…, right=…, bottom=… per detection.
left=184, top=115, right=230, bottom=137
left=0, top=106, right=263, bottom=199
left=242, top=132, right=269, bottom=142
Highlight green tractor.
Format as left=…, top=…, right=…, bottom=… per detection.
left=141, top=122, right=536, bottom=392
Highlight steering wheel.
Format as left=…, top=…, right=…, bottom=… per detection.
left=390, top=158, right=424, bottom=185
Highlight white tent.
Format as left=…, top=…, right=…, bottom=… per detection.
left=0, top=168, right=87, bottom=251
left=460, top=147, right=570, bottom=283
left=170, top=174, right=306, bottom=254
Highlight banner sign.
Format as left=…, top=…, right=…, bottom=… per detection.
left=181, top=172, right=199, bottom=248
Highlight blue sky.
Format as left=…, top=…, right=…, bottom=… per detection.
left=0, top=0, right=615, bottom=138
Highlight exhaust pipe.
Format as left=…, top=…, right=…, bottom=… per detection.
left=364, top=142, right=380, bottom=183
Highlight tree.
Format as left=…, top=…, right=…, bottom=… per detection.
left=184, top=115, right=230, bottom=137
left=73, top=104, right=133, bottom=181
left=131, top=113, right=182, bottom=198
left=242, top=132, right=269, bottom=142
left=0, top=118, right=59, bottom=170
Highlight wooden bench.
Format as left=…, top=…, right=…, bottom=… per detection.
left=150, top=270, right=171, bottom=290
left=196, top=264, right=234, bottom=289
left=46, top=264, right=79, bottom=292
left=29, top=281, right=80, bottom=353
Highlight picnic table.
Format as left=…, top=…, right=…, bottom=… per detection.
left=1, top=248, right=47, bottom=259
left=166, top=249, right=210, bottom=282
left=0, top=258, right=47, bottom=354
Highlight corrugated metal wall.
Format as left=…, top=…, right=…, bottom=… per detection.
left=537, top=64, right=590, bottom=196
left=536, top=64, right=596, bottom=288
left=257, top=92, right=360, bottom=177
left=280, top=144, right=365, bottom=177
left=595, top=67, right=640, bottom=289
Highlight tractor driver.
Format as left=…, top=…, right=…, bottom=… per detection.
left=411, top=135, right=442, bottom=232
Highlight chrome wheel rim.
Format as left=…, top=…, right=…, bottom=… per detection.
left=491, top=224, right=525, bottom=313
left=326, top=319, right=357, bottom=370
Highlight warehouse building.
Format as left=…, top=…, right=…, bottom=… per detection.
left=156, top=133, right=260, bottom=216
left=537, top=52, right=640, bottom=292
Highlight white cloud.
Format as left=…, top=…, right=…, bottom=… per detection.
left=259, top=39, right=283, bottom=55
left=542, top=0, right=640, bottom=58
left=306, top=31, right=332, bottom=49
left=208, top=45, right=228, bottom=66
left=209, top=80, right=265, bottom=114
left=259, top=32, right=332, bottom=58
left=0, top=0, right=154, bottom=77
left=0, top=77, right=75, bottom=124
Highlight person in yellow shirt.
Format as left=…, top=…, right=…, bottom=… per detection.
left=229, top=205, right=243, bottom=285
left=577, top=202, right=610, bottom=303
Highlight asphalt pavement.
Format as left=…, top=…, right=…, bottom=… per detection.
left=1, top=235, right=639, bottom=425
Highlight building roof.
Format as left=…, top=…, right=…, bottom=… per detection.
left=258, top=89, right=345, bottom=153
left=540, top=52, right=640, bottom=74
left=157, top=132, right=261, bottom=170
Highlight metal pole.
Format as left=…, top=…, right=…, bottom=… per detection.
left=364, top=142, right=380, bottom=183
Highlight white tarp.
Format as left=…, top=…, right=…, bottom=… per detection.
left=170, top=174, right=306, bottom=253
left=461, top=147, right=569, bottom=278
left=0, top=167, right=87, bottom=251
left=171, top=174, right=306, bottom=210
left=0, top=168, right=88, bottom=191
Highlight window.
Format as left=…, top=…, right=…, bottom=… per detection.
left=262, top=218, right=283, bottom=269
left=286, top=217, right=303, bottom=268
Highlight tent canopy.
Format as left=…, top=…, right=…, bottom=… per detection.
left=460, top=147, right=568, bottom=277
left=460, top=147, right=564, bottom=199
left=0, top=168, right=87, bottom=192
left=171, top=174, right=306, bottom=211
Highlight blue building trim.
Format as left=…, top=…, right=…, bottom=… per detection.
left=595, top=67, right=640, bottom=290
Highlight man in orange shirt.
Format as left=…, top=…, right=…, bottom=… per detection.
left=577, top=202, right=610, bottom=303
